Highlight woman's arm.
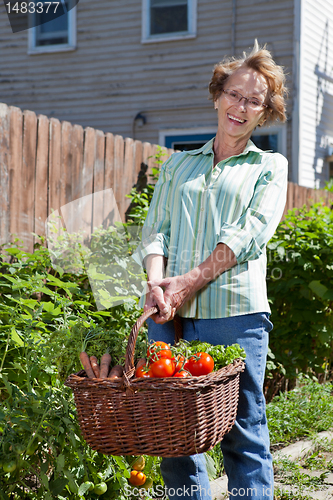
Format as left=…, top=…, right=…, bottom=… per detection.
left=148, top=243, right=237, bottom=324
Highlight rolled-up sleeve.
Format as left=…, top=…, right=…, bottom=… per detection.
left=132, top=155, right=173, bottom=267
left=217, top=153, right=288, bottom=264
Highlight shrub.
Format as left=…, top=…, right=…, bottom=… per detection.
left=266, top=202, right=333, bottom=399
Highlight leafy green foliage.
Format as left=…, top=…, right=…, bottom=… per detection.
left=266, top=376, right=333, bottom=446
left=173, top=339, right=246, bottom=370
left=266, top=202, right=333, bottom=394
left=0, top=216, right=161, bottom=497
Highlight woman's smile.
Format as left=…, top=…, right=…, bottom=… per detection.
left=227, top=113, right=247, bottom=124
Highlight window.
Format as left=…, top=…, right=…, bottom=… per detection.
left=159, top=129, right=216, bottom=151
left=142, top=0, right=197, bottom=43
left=329, top=161, right=333, bottom=179
left=251, top=125, right=287, bottom=156
left=28, top=0, right=76, bottom=54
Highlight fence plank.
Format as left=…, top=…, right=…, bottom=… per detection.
left=35, top=114, right=49, bottom=239
left=92, top=129, right=105, bottom=230
left=9, top=106, right=23, bottom=240
left=133, top=139, right=143, bottom=185
left=104, top=133, right=115, bottom=191
left=114, top=135, right=125, bottom=220
left=123, top=137, right=135, bottom=216
left=22, top=110, right=37, bottom=252
left=79, top=127, right=95, bottom=236
left=70, top=124, right=84, bottom=203
left=0, top=104, right=10, bottom=244
left=49, top=118, right=62, bottom=213
left=104, top=133, right=117, bottom=225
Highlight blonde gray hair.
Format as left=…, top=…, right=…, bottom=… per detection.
left=208, top=41, right=288, bottom=124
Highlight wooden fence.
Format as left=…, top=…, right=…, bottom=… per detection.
left=0, top=103, right=173, bottom=252
left=1, top=102, right=333, bottom=253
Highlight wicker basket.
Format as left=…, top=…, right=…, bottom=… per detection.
left=65, top=307, right=245, bottom=457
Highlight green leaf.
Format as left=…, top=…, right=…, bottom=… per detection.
left=57, top=453, right=65, bottom=469
left=78, top=482, right=94, bottom=496
left=204, top=452, right=216, bottom=480
left=10, top=327, right=24, bottom=347
left=49, top=477, right=68, bottom=495
left=40, top=471, right=49, bottom=489
left=0, top=374, right=12, bottom=396
left=323, top=289, right=333, bottom=300
left=309, top=280, right=328, bottom=299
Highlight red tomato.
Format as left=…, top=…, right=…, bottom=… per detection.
left=186, top=352, right=214, bottom=376
left=150, top=358, right=175, bottom=378
left=147, top=341, right=172, bottom=362
left=173, top=369, right=191, bottom=378
left=135, top=366, right=153, bottom=378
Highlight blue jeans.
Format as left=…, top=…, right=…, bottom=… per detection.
left=147, top=313, right=274, bottom=500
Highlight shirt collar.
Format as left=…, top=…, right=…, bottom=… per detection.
left=186, top=137, right=268, bottom=157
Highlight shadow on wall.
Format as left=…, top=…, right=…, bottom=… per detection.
left=314, top=19, right=333, bottom=187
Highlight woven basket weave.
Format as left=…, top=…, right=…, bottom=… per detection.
left=65, top=307, right=245, bottom=457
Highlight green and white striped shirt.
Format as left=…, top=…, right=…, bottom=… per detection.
left=135, top=138, right=288, bottom=319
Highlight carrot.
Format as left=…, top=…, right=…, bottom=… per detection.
left=90, top=356, right=100, bottom=378
left=80, top=352, right=96, bottom=379
left=108, top=365, right=124, bottom=380
left=100, top=352, right=112, bottom=378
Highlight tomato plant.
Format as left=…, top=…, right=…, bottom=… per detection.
left=173, top=354, right=186, bottom=373
left=131, top=456, right=145, bottom=471
left=129, top=470, right=147, bottom=486
left=147, top=341, right=172, bottom=362
left=93, top=482, right=108, bottom=495
left=3, top=460, right=17, bottom=473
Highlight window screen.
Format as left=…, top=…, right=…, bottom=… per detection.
left=251, top=134, right=278, bottom=152
left=35, top=0, right=69, bottom=46
left=150, top=0, right=188, bottom=35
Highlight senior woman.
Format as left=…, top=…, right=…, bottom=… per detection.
left=135, top=42, right=288, bottom=500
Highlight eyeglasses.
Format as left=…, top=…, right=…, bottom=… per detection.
left=222, top=89, right=268, bottom=110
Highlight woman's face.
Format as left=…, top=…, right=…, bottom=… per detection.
left=215, top=66, right=268, bottom=143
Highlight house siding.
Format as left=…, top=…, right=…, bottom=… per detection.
left=299, top=0, right=333, bottom=188
left=1, top=1, right=295, bottom=170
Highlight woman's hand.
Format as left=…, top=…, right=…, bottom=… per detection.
left=143, top=283, right=173, bottom=324
left=147, top=273, right=197, bottom=324
left=143, top=244, right=236, bottom=324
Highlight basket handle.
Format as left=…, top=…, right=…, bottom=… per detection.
left=125, top=307, right=183, bottom=374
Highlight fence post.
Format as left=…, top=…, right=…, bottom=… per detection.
left=0, top=104, right=10, bottom=245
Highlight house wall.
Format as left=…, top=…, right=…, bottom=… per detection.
left=298, top=0, right=333, bottom=188
left=0, top=1, right=295, bottom=171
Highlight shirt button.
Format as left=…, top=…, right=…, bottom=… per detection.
left=201, top=207, right=204, bottom=211
left=198, top=230, right=202, bottom=234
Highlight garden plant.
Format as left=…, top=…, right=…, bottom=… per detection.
left=1, top=147, right=333, bottom=498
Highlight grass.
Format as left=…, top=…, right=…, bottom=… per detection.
left=269, top=377, right=333, bottom=499
left=267, top=376, right=333, bottom=447
left=208, top=376, right=333, bottom=489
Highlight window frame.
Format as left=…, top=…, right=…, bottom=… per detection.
left=28, top=0, right=77, bottom=55
left=251, top=124, right=287, bottom=156
left=141, top=0, right=197, bottom=44
left=159, top=128, right=216, bottom=150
